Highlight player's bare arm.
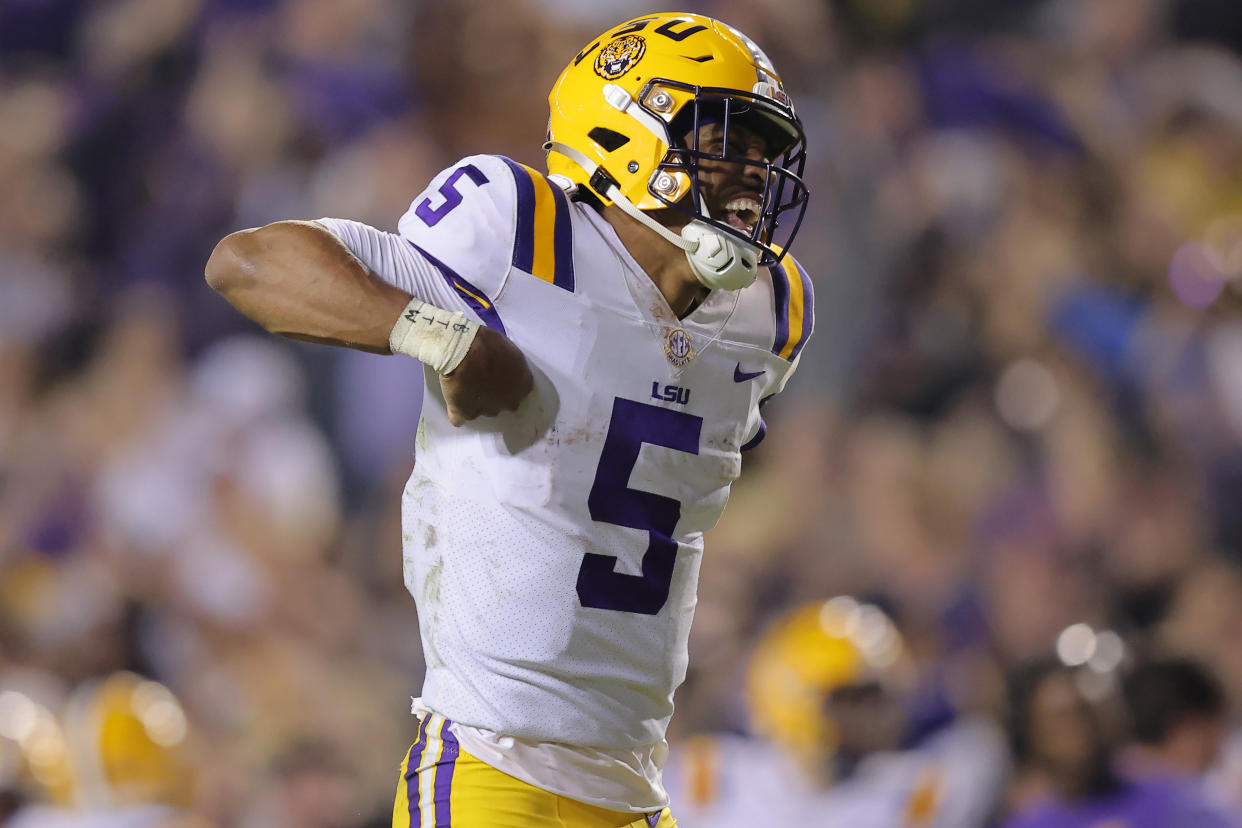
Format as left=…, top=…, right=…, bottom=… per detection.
left=205, top=220, right=532, bottom=424
left=206, top=220, right=407, bottom=352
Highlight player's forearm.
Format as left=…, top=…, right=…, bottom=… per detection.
left=205, top=220, right=410, bottom=354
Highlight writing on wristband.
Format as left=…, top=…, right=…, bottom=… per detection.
left=389, top=298, right=480, bottom=375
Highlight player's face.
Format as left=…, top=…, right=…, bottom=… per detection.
left=826, top=681, right=904, bottom=755
left=685, top=121, right=773, bottom=237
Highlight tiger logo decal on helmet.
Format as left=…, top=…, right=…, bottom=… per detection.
left=594, top=35, right=646, bottom=80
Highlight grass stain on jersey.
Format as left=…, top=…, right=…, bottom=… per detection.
left=424, top=524, right=438, bottom=549
left=423, top=558, right=445, bottom=669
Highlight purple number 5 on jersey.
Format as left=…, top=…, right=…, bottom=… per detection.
left=415, top=164, right=490, bottom=227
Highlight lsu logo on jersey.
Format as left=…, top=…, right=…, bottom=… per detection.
left=650, top=382, right=691, bottom=405
left=595, top=35, right=646, bottom=80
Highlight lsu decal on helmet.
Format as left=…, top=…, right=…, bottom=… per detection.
left=545, top=13, right=810, bottom=291
left=746, top=597, right=912, bottom=772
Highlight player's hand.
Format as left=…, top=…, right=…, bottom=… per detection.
left=439, top=326, right=535, bottom=426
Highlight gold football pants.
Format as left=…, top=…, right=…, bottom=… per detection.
left=392, top=713, right=677, bottom=828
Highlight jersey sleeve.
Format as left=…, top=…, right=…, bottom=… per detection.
left=395, top=154, right=525, bottom=302
left=399, top=153, right=580, bottom=299
left=320, top=153, right=552, bottom=332
left=769, top=252, right=814, bottom=368
left=313, top=217, right=468, bottom=310
left=740, top=254, right=814, bottom=451
left=762, top=252, right=814, bottom=403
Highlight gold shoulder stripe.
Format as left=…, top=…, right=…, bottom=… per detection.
left=769, top=246, right=813, bottom=361
left=499, top=156, right=576, bottom=292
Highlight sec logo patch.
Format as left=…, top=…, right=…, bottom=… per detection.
left=664, top=328, right=693, bottom=367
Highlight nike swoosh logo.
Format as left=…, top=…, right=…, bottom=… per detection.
left=734, top=363, right=765, bottom=383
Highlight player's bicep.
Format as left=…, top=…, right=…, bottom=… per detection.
left=314, top=218, right=470, bottom=313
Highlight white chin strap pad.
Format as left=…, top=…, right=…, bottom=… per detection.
left=545, top=139, right=761, bottom=292
left=681, top=222, right=761, bottom=291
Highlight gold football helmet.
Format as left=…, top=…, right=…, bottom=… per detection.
left=746, top=597, right=912, bottom=770
left=62, top=672, right=192, bottom=809
left=546, top=13, right=809, bottom=290
left=1, top=671, right=193, bottom=810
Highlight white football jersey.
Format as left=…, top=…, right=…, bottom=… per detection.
left=662, top=733, right=815, bottom=827
left=321, top=153, right=813, bottom=809
left=664, top=719, right=1007, bottom=828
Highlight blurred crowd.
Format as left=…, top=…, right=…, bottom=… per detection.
left=5, top=0, right=1242, bottom=825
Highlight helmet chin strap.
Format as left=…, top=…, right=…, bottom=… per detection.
left=545, top=140, right=761, bottom=292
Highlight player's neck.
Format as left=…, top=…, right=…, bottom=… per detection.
left=602, top=205, right=709, bottom=319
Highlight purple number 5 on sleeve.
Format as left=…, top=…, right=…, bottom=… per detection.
left=415, top=164, right=489, bottom=227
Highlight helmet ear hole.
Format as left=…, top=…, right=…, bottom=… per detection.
left=588, top=127, right=630, bottom=152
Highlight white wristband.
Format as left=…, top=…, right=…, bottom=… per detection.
left=389, top=298, right=480, bottom=375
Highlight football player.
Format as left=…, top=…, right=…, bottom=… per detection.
left=205, top=12, right=812, bottom=828
left=664, top=598, right=1008, bottom=828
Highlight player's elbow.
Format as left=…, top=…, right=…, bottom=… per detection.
left=205, top=228, right=262, bottom=297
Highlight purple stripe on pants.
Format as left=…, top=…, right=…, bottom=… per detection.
left=405, top=714, right=432, bottom=825
left=433, top=718, right=460, bottom=827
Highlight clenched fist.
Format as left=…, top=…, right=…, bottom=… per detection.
left=439, top=326, right=535, bottom=426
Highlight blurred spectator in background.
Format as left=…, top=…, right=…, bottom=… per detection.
left=236, top=739, right=359, bottom=828
left=1003, top=660, right=1240, bottom=828
left=1123, top=657, right=1230, bottom=780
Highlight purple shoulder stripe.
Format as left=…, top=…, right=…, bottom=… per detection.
left=498, top=156, right=536, bottom=273
left=769, top=263, right=792, bottom=358
left=406, top=239, right=506, bottom=335
left=549, top=182, right=576, bottom=293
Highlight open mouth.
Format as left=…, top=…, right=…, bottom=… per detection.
left=722, top=196, right=761, bottom=235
